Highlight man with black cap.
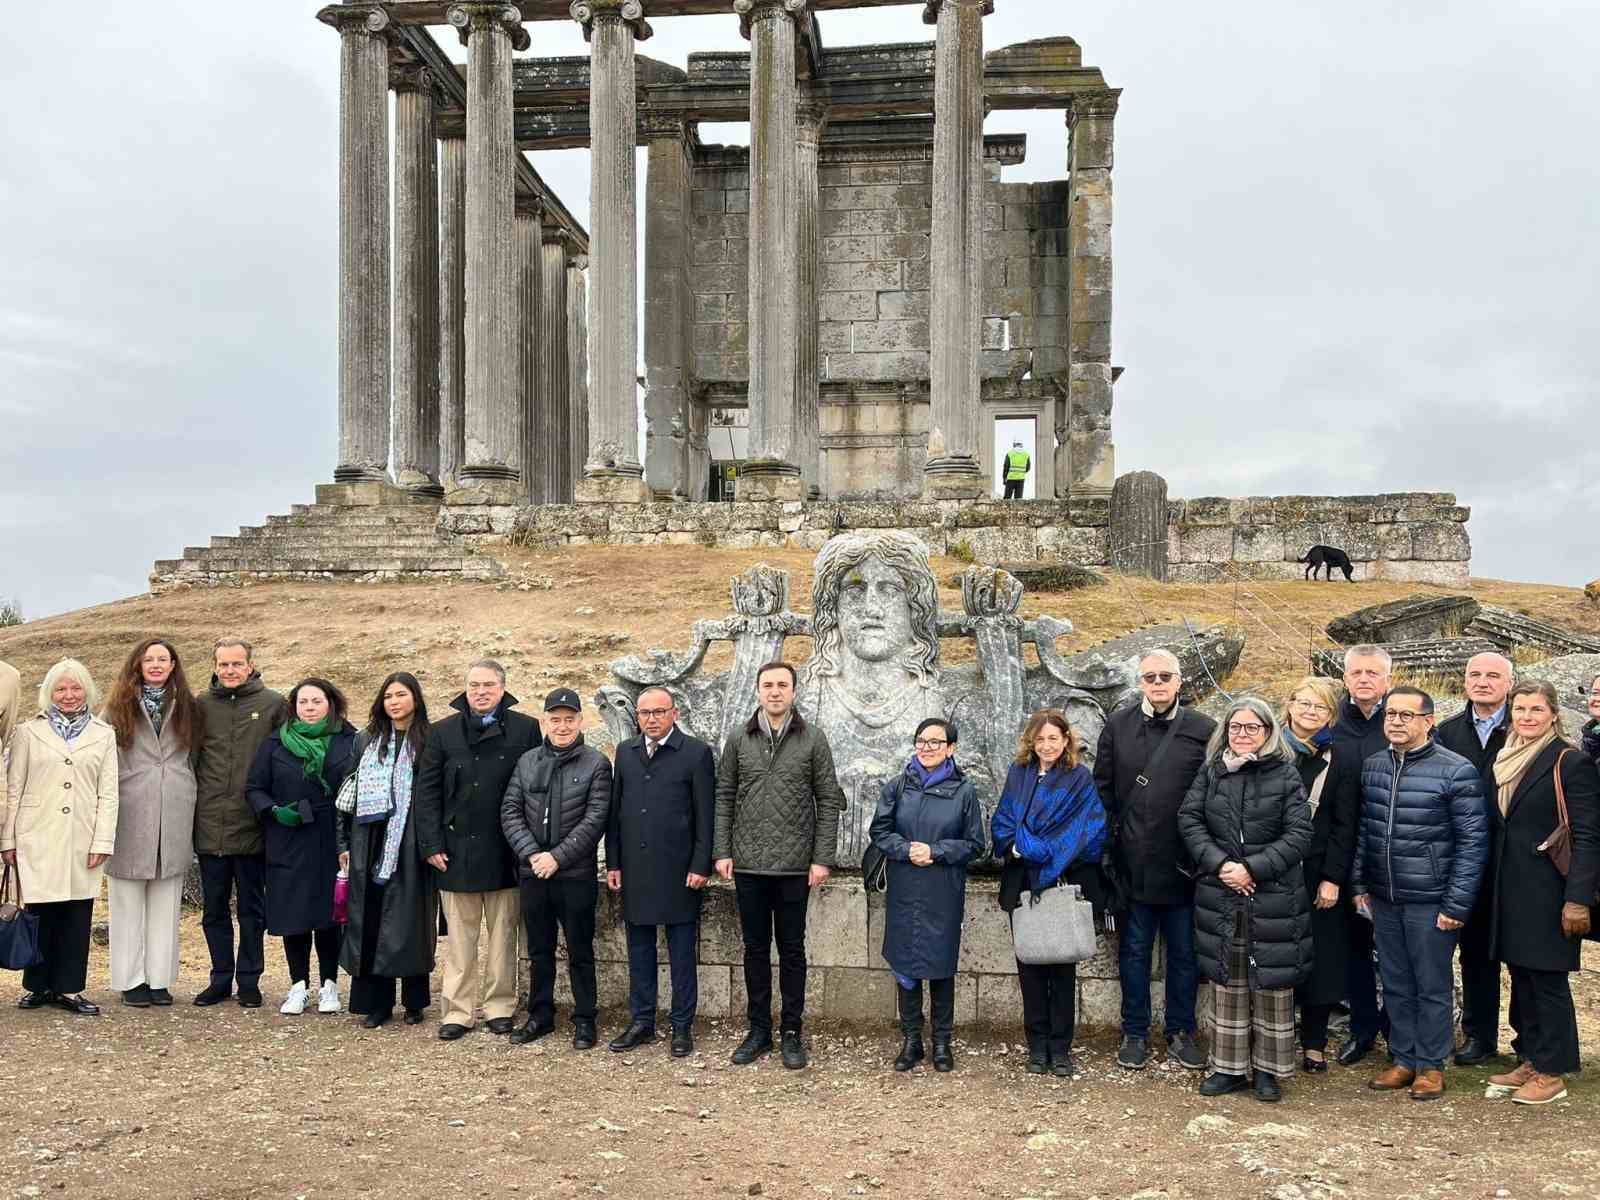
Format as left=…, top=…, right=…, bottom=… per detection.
left=500, top=687, right=612, bottom=1048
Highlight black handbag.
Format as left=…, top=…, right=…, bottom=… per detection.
left=860, top=844, right=888, bottom=893
left=0, top=862, right=43, bottom=971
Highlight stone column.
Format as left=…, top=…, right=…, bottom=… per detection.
left=1064, top=88, right=1120, bottom=497
left=448, top=3, right=526, bottom=501
left=566, top=254, right=591, bottom=491
left=572, top=0, right=651, bottom=502
left=317, top=5, right=393, bottom=483
left=642, top=116, right=694, bottom=500
left=391, top=63, right=443, bottom=498
left=734, top=0, right=807, bottom=501
left=541, top=234, right=572, bottom=502
left=515, top=196, right=544, bottom=502
left=794, top=101, right=828, bottom=500
left=438, top=133, right=467, bottom=492
left=922, top=0, right=989, bottom=500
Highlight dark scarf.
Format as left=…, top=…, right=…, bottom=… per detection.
left=1281, top=725, right=1332, bottom=756
left=1582, top=719, right=1600, bottom=765
left=906, top=755, right=956, bottom=790
left=140, top=684, right=167, bottom=736
left=280, top=716, right=336, bottom=793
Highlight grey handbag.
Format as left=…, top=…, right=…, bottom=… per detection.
left=1011, top=881, right=1098, bottom=966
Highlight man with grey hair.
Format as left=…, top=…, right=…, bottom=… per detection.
left=1435, top=650, right=1514, bottom=1065
left=415, top=659, right=542, bottom=1041
left=1096, top=648, right=1216, bottom=1071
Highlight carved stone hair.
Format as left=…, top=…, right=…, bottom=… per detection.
left=805, top=531, right=940, bottom=685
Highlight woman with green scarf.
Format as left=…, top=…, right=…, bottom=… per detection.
left=247, top=677, right=358, bottom=1016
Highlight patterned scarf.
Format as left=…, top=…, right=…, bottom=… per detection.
left=280, top=716, right=336, bottom=793
left=46, top=705, right=92, bottom=745
left=140, top=684, right=167, bottom=737
left=356, top=736, right=416, bottom=884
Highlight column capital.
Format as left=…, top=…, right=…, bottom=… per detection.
left=795, top=100, right=829, bottom=145
left=1067, top=87, right=1122, bottom=124
left=640, top=111, right=692, bottom=142
left=571, top=0, right=653, bottom=42
left=734, top=0, right=808, bottom=39
left=514, top=191, right=546, bottom=221
left=570, top=253, right=590, bottom=272
left=316, top=4, right=391, bottom=35
left=388, top=61, right=433, bottom=94
left=921, top=0, right=993, bottom=23
left=447, top=3, right=531, bottom=52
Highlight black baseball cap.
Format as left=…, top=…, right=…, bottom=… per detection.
left=544, top=688, right=582, bottom=713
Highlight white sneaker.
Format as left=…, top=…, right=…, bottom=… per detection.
left=280, top=981, right=308, bottom=1015
left=317, top=980, right=342, bottom=1014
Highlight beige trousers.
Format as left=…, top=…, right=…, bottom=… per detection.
left=108, top=874, right=184, bottom=991
left=438, top=888, right=519, bottom=1027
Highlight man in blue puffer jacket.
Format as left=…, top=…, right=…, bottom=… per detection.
left=1351, top=685, right=1488, bottom=1102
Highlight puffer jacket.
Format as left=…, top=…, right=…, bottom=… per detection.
left=500, top=735, right=612, bottom=881
left=1178, top=755, right=1314, bottom=990
left=1351, top=738, right=1488, bottom=922
left=714, top=709, right=845, bottom=873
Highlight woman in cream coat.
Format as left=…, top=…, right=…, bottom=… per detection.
left=1, top=659, right=119, bottom=1015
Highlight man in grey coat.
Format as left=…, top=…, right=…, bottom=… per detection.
left=714, top=661, right=845, bottom=1070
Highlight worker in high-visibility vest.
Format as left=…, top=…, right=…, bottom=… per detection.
left=1002, top=441, right=1031, bottom=499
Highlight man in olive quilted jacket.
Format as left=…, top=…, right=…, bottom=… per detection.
left=714, top=661, right=845, bottom=1070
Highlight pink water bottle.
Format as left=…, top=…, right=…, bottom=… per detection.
left=333, top=871, right=350, bottom=925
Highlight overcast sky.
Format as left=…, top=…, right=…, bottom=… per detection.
left=3, top=1, right=1596, bottom=619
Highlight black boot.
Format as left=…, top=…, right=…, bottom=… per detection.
left=931, top=1036, right=954, bottom=1073
left=893, top=1033, right=925, bottom=1072
left=1026, top=1043, right=1049, bottom=1075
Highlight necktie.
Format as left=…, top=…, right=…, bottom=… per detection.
left=646, top=739, right=657, bottom=759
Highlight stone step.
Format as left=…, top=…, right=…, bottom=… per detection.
left=188, top=555, right=496, bottom=573
left=256, top=510, right=441, bottom=530
left=223, top=531, right=465, bottom=549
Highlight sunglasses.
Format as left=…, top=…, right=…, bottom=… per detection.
left=1140, top=671, right=1176, bottom=684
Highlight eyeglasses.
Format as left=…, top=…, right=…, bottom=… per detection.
left=636, top=707, right=673, bottom=719
left=1140, top=672, right=1176, bottom=684
left=913, top=738, right=948, bottom=750
left=1384, top=710, right=1430, bottom=724
left=1226, top=722, right=1266, bottom=736
left=1290, top=699, right=1331, bottom=714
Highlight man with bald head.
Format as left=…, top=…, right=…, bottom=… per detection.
left=605, top=688, right=717, bottom=1057
left=1436, top=650, right=1515, bottom=1065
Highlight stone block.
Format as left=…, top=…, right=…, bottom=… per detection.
left=731, top=962, right=827, bottom=1022
left=955, top=891, right=1017, bottom=975
left=1079, top=978, right=1159, bottom=1031
left=850, top=209, right=897, bottom=235
left=877, top=233, right=929, bottom=261
left=819, top=322, right=852, bottom=352
left=905, top=259, right=931, bottom=290
left=820, top=260, right=904, bottom=293
left=974, top=972, right=1026, bottom=1028
left=822, top=235, right=877, bottom=263
left=1374, top=523, right=1412, bottom=560
left=826, top=351, right=928, bottom=381
left=958, top=526, right=1043, bottom=563
left=895, top=207, right=933, bottom=234
left=694, top=294, right=726, bottom=322
left=690, top=188, right=724, bottom=214
left=821, top=967, right=900, bottom=1022
left=1371, top=560, right=1471, bottom=586
left=1174, top=524, right=1233, bottom=564
left=1409, top=522, right=1472, bottom=562
left=818, top=209, right=853, bottom=236
left=852, top=320, right=928, bottom=352
left=557, top=962, right=732, bottom=1020
left=726, top=190, right=748, bottom=214
left=1233, top=525, right=1284, bottom=564
left=819, top=291, right=878, bottom=322
left=877, top=290, right=930, bottom=320
left=805, top=880, right=871, bottom=969
left=850, top=162, right=903, bottom=185
left=820, top=184, right=899, bottom=211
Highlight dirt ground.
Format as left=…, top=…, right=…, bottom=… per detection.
left=0, top=915, right=1598, bottom=1200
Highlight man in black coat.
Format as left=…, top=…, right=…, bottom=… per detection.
left=606, top=687, right=716, bottom=1058
left=1094, top=649, right=1215, bottom=1072
left=1434, top=650, right=1513, bottom=1066
left=414, top=660, right=542, bottom=1041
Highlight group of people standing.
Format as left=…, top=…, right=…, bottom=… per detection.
left=1, top=638, right=1596, bottom=1109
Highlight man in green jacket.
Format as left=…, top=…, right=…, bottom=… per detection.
left=714, top=662, right=845, bottom=1070
left=1002, top=440, right=1031, bottom=500
left=190, top=637, right=285, bottom=1009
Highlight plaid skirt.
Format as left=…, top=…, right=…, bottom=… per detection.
left=1211, top=910, right=1296, bottom=1078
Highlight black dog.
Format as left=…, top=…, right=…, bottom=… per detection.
left=1299, top=544, right=1354, bottom=581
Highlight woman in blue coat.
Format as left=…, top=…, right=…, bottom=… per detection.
left=991, top=709, right=1108, bottom=1078
left=869, top=717, right=986, bottom=1073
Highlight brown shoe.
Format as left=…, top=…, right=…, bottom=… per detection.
left=1510, top=1073, right=1569, bottom=1106
left=1368, top=1065, right=1416, bottom=1091
left=1485, top=1062, right=1536, bottom=1098
left=1409, top=1069, right=1445, bottom=1101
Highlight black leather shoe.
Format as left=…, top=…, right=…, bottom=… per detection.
left=193, top=983, right=231, bottom=1007
left=1117, top=1035, right=1150, bottom=1070
left=609, top=1021, right=656, bottom=1052
left=403, top=1009, right=425, bottom=1025
left=1254, top=1071, right=1282, bottom=1102
left=18, top=991, right=53, bottom=1010
left=362, top=1011, right=391, bottom=1029
left=780, top=1030, right=808, bottom=1070
left=1050, top=1051, right=1075, bottom=1079
left=148, top=988, right=173, bottom=1007
left=572, top=1020, right=597, bottom=1050
left=1336, top=1036, right=1376, bottom=1067
left=486, top=1017, right=515, bottom=1036
left=1454, top=1038, right=1495, bottom=1067
left=670, top=1027, right=694, bottom=1058
left=122, top=984, right=153, bottom=1008
left=893, top=1034, right=925, bottom=1072
left=731, top=1029, right=773, bottom=1065
left=1199, top=1071, right=1250, bottom=1097
left=52, top=994, right=100, bottom=1016
left=438, top=1023, right=470, bottom=1041
left=237, top=987, right=263, bottom=1009
left=1025, top=1046, right=1048, bottom=1075
left=509, top=1021, right=554, bottom=1045
left=1302, top=1054, right=1328, bottom=1074
left=931, top=1037, right=954, bottom=1073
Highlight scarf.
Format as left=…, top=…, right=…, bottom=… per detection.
left=46, top=705, right=92, bottom=745
left=1141, top=697, right=1179, bottom=721
left=1221, top=750, right=1258, bottom=773
left=991, top=762, right=1106, bottom=892
left=1282, top=727, right=1333, bottom=815
left=1493, top=728, right=1559, bottom=817
left=140, top=684, right=167, bottom=736
left=356, top=736, right=416, bottom=883
left=280, top=716, right=336, bottom=793
left=907, top=755, right=956, bottom=790
left=1582, top=719, right=1600, bottom=764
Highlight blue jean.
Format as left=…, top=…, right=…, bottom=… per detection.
left=626, top=919, right=699, bottom=1031
left=1118, top=900, right=1199, bottom=1039
left=1370, top=897, right=1459, bottom=1072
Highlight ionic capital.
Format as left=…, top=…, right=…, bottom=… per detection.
left=316, top=4, right=391, bottom=36
left=921, top=0, right=993, bottom=23
left=734, top=0, right=808, bottom=38
left=571, top=0, right=653, bottom=42
left=1067, top=88, right=1121, bottom=124
left=447, top=4, right=531, bottom=52
left=388, top=61, right=433, bottom=95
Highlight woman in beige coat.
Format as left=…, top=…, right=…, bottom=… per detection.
left=1, top=659, right=119, bottom=1015
left=104, top=638, right=199, bottom=1007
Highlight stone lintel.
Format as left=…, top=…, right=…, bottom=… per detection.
left=384, top=0, right=908, bottom=20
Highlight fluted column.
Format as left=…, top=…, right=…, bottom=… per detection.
left=439, top=134, right=467, bottom=493
left=922, top=0, right=989, bottom=499
left=734, top=0, right=807, bottom=501
left=318, top=5, right=393, bottom=483
left=515, top=197, right=544, bottom=501
left=449, top=3, right=525, bottom=501
left=642, top=115, right=694, bottom=500
left=795, top=101, right=828, bottom=501
left=391, top=63, right=443, bottom=498
left=1064, top=88, right=1120, bottom=497
left=541, top=235, right=572, bottom=502
left=573, top=0, right=651, bottom=502
left=566, top=254, right=591, bottom=491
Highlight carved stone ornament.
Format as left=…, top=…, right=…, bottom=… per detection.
left=733, top=0, right=808, bottom=36
left=795, top=100, right=830, bottom=145
left=388, top=61, right=432, bottom=94
left=1068, top=87, right=1122, bottom=124
left=921, top=0, right=994, bottom=23
left=316, top=5, right=391, bottom=35
left=447, top=4, right=531, bottom=51
left=571, top=0, right=652, bottom=41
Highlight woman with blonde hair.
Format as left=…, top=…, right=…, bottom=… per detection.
left=1278, top=676, right=1360, bottom=1072
left=1, top=659, right=119, bottom=1015
left=990, top=709, right=1107, bottom=1078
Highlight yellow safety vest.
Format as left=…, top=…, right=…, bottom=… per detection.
left=1004, top=449, right=1031, bottom=481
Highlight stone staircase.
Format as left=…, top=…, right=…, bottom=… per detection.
left=150, top=484, right=504, bottom=592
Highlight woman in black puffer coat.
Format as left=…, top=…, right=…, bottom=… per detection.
left=1178, top=696, right=1313, bottom=1103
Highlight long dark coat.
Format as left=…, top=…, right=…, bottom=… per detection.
left=413, top=694, right=542, bottom=893
left=1294, top=743, right=1359, bottom=1005
left=1178, top=756, right=1314, bottom=991
left=1488, top=742, right=1600, bottom=972
left=337, top=736, right=438, bottom=980
left=245, top=724, right=358, bottom=936
left=607, top=726, right=716, bottom=927
left=870, top=761, right=986, bottom=981
left=1437, top=706, right=1512, bottom=964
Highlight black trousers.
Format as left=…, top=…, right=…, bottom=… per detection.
left=1458, top=902, right=1502, bottom=1050
left=521, top=876, right=599, bottom=1026
left=284, top=927, right=341, bottom=985
left=198, top=852, right=266, bottom=989
left=897, top=977, right=955, bottom=1038
left=1017, top=959, right=1077, bottom=1056
left=1344, top=906, right=1390, bottom=1042
left=1301, top=1002, right=1337, bottom=1053
left=734, top=872, right=809, bottom=1033
left=1002, top=479, right=1024, bottom=500
left=348, top=879, right=430, bottom=1017
left=22, top=898, right=94, bottom=997
left=1507, top=965, right=1581, bottom=1076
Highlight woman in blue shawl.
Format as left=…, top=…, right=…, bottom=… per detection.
left=992, top=708, right=1108, bottom=1078
left=869, top=717, right=986, bottom=1073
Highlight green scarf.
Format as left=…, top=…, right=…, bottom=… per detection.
left=280, top=716, right=336, bottom=793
